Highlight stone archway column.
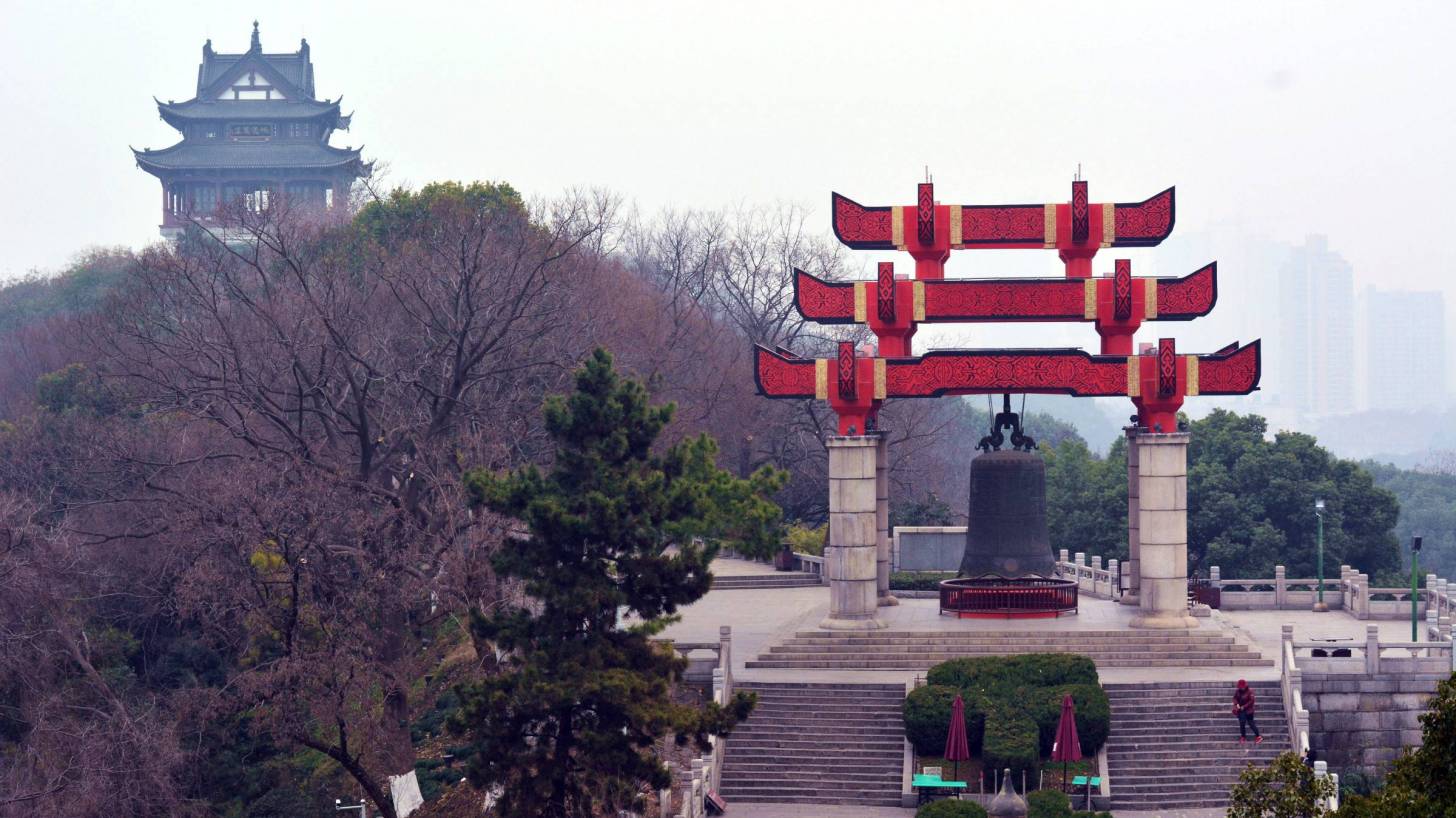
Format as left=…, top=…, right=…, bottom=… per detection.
left=1120, top=427, right=1142, bottom=606
left=875, top=434, right=898, bottom=607
left=1130, top=432, right=1197, bottom=629
left=822, top=436, right=886, bottom=630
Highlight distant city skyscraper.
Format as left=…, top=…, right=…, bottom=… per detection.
left=1277, top=235, right=1355, bottom=416
left=1364, top=287, right=1447, bottom=411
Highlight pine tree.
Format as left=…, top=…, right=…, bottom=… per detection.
left=453, top=348, right=771, bottom=818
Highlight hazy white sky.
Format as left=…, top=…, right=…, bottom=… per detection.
left=2, top=0, right=1454, bottom=300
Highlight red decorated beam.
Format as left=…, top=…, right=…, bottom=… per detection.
left=754, top=338, right=1259, bottom=435
left=831, top=180, right=1175, bottom=279
left=793, top=261, right=1216, bottom=356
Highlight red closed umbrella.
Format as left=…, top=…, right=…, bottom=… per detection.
left=1051, top=693, right=1083, bottom=789
left=944, top=694, right=971, bottom=782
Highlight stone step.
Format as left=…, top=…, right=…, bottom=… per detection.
left=1105, top=682, right=1281, bottom=691
left=1113, top=797, right=1234, bottom=809
left=771, top=642, right=1250, bottom=654
left=1113, top=771, right=1278, bottom=784
left=748, top=657, right=1275, bottom=668
left=785, top=633, right=1241, bottom=643
left=712, top=575, right=821, bottom=589
left=716, top=791, right=904, bottom=807
left=748, top=703, right=904, bottom=714
left=793, top=630, right=1235, bottom=638
left=1110, top=719, right=1289, bottom=729
left=728, top=739, right=903, bottom=753
left=732, top=726, right=903, bottom=738
left=725, top=756, right=902, bottom=768
left=738, top=682, right=907, bottom=692
left=735, top=713, right=903, bottom=725
left=719, top=769, right=901, bottom=783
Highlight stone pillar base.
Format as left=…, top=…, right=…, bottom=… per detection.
left=1118, top=593, right=1140, bottom=606
left=1130, top=611, right=1199, bottom=629
left=819, top=615, right=887, bottom=630
left=877, top=594, right=900, bottom=607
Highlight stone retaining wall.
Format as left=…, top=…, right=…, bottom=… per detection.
left=1301, top=672, right=1444, bottom=773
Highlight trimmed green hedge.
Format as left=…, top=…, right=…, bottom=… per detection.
left=927, top=654, right=1097, bottom=695
left=1032, top=683, right=1111, bottom=757
left=1028, top=789, right=1073, bottom=818
left=982, top=706, right=1040, bottom=779
left=908, top=654, right=1109, bottom=779
left=904, top=684, right=956, bottom=755
left=916, top=799, right=989, bottom=818
left=890, top=571, right=956, bottom=591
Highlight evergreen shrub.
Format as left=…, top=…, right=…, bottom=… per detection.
left=1032, top=683, right=1110, bottom=756
left=982, top=707, right=1040, bottom=779
left=915, top=799, right=989, bottom=818
left=1027, top=789, right=1073, bottom=818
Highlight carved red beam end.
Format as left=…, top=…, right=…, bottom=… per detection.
left=830, top=181, right=1175, bottom=279
left=754, top=338, right=1259, bottom=435
left=792, top=261, right=1217, bottom=354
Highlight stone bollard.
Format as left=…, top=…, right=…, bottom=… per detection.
left=1365, top=624, right=1381, bottom=674
left=1275, top=565, right=1287, bottom=608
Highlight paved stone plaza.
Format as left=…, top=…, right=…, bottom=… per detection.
left=664, top=557, right=1416, bottom=687
left=668, top=556, right=1435, bottom=817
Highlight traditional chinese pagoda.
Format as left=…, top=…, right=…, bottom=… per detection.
left=133, top=22, right=370, bottom=238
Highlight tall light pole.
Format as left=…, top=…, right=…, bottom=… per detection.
left=1313, top=499, right=1328, bottom=612
left=1411, top=535, right=1423, bottom=642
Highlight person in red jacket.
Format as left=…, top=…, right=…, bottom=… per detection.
left=1233, top=679, right=1263, bottom=743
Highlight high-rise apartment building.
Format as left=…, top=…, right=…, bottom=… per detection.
left=1364, top=288, right=1447, bottom=410
left=1276, top=235, right=1355, bottom=416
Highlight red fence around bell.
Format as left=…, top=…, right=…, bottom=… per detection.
left=939, top=576, right=1079, bottom=619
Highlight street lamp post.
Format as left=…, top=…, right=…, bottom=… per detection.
left=336, top=798, right=367, bottom=818
left=1412, top=535, right=1423, bottom=642
left=1313, top=499, right=1328, bottom=612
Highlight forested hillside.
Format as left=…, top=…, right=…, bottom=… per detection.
left=0, top=182, right=1431, bottom=815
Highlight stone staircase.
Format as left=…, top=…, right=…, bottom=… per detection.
left=711, top=572, right=822, bottom=590
left=719, top=682, right=905, bottom=807
left=1105, top=680, right=1289, bottom=811
left=746, top=629, right=1274, bottom=670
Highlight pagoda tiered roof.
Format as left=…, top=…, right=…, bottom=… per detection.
left=133, top=141, right=366, bottom=172
left=156, top=98, right=348, bottom=130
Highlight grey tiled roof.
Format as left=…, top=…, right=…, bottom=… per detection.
left=134, top=141, right=363, bottom=172
left=159, top=98, right=341, bottom=122
left=200, top=52, right=313, bottom=97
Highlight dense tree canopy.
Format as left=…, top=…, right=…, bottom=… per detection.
left=1042, top=409, right=1401, bottom=578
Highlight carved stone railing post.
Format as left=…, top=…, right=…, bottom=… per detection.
left=1275, top=565, right=1287, bottom=608
left=1108, top=559, right=1120, bottom=599
left=719, top=625, right=733, bottom=696
left=1365, top=624, right=1381, bottom=674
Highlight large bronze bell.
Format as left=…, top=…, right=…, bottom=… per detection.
left=959, top=395, right=1056, bottom=578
